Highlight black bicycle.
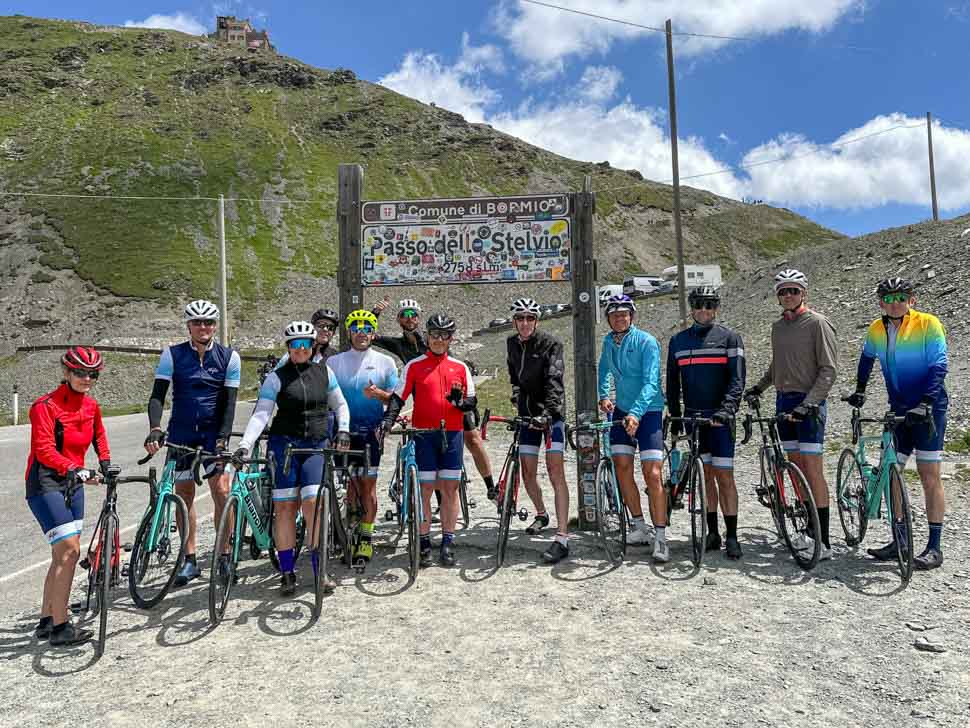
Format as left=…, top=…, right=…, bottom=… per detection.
left=662, top=415, right=710, bottom=567
left=482, top=410, right=534, bottom=567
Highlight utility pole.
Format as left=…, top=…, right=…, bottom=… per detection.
left=665, top=19, right=688, bottom=325
left=337, top=165, right=364, bottom=351
left=218, top=194, right=229, bottom=344
left=926, top=112, right=939, bottom=222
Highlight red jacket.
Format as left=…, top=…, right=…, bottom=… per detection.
left=25, top=383, right=110, bottom=479
left=394, top=352, right=475, bottom=431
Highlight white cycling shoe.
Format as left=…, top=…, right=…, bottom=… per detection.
left=627, top=526, right=655, bottom=547
left=652, top=539, right=670, bottom=563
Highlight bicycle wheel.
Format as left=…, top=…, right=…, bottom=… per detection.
left=888, top=465, right=914, bottom=583
left=835, top=448, right=868, bottom=546
left=496, top=460, right=518, bottom=567
left=686, top=456, right=708, bottom=567
left=95, top=514, right=115, bottom=657
left=459, top=467, right=471, bottom=528
left=778, top=462, right=821, bottom=570
left=662, top=446, right=675, bottom=520
left=208, top=496, right=240, bottom=626
left=595, top=458, right=626, bottom=562
left=330, top=477, right=352, bottom=567
left=758, top=448, right=784, bottom=537
left=129, top=493, right=189, bottom=609
left=313, top=485, right=332, bottom=617
left=406, top=464, right=421, bottom=582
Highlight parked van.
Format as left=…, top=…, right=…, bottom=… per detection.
left=623, top=275, right=665, bottom=297
left=662, top=264, right=722, bottom=289
left=598, top=283, right=623, bottom=304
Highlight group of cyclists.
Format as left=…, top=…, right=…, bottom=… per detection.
left=24, top=267, right=950, bottom=646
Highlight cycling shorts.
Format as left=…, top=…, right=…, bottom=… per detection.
left=776, top=392, right=827, bottom=455
left=267, top=435, right=327, bottom=502
left=684, top=414, right=736, bottom=469
left=519, top=420, right=566, bottom=457
left=167, top=431, right=225, bottom=482
left=610, top=409, right=663, bottom=462
left=348, top=429, right=382, bottom=479
left=415, top=430, right=464, bottom=483
left=27, top=488, right=85, bottom=545
left=462, top=408, right=480, bottom=432
left=893, top=404, right=947, bottom=465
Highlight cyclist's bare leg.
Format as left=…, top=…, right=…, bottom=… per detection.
left=301, top=495, right=319, bottom=548
left=438, top=479, right=460, bottom=534
left=48, top=535, right=81, bottom=624
left=519, top=454, right=547, bottom=514
left=274, top=500, right=299, bottom=551
left=357, top=476, right=379, bottom=524
left=714, top=468, right=738, bottom=516
left=207, top=470, right=230, bottom=544
left=174, top=479, right=197, bottom=554
left=464, top=428, right=492, bottom=479
left=420, top=483, right=436, bottom=536
left=917, top=461, right=944, bottom=522
left=703, top=463, right=720, bottom=517
left=791, top=452, right=829, bottom=507
left=612, top=454, right=643, bottom=517
left=641, top=460, right=665, bottom=526
left=545, top=451, right=569, bottom=536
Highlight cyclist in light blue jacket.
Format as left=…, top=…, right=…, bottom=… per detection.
left=597, top=294, right=669, bottom=562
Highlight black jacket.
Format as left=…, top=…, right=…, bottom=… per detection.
left=373, top=331, right=428, bottom=365
left=507, top=329, right=566, bottom=422
left=666, top=322, right=745, bottom=418
left=268, top=361, right=332, bottom=441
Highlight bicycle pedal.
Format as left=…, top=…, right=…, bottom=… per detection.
left=121, top=565, right=129, bottom=577
left=79, top=558, right=91, bottom=571
left=516, top=509, right=529, bottom=522
left=468, top=499, right=477, bottom=509
left=384, top=510, right=395, bottom=522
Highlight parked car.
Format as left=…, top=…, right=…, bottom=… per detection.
left=489, top=318, right=507, bottom=327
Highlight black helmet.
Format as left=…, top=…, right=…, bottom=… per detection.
left=426, top=313, right=456, bottom=334
left=875, top=277, right=914, bottom=297
left=688, top=286, right=720, bottom=308
left=311, top=308, right=339, bottom=326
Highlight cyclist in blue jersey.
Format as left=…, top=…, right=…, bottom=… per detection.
left=144, top=300, right=241, bottom=586
left=235, top=321, right=351, bottom=594
left=328, top=310, right=399, bottom=570
left=597, top=295, right=669, bottom=562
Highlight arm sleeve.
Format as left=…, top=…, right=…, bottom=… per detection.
left=805, top=318, right=839, bottom=405
left=922, top=316, right=948, bottom=402
left=383, top=392, right=405, bottom=425
left=274, top=352, right=289, bottom=370
left=29, top=402, right=75, bottom=475
left=148, top=378, right=169, bottom=430
left=239, top=399, right=274, bottom=452
left=91, top=404, right=111, bottom=461
left=597, top=339, right=612, bottom=401
left=541, top=340, right=566, bottom=421
left=665, top=340, right=681, bottom=418
left=325, top=366, right=351, bottom=432
left=217, top=387, right=238, bottom=441
left=629, top=337, right=662, bottom=419
left=721, top=333, right=746, bottom=416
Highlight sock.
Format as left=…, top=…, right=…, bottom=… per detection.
left=185, top=553, right=197, bottom=565
left=37, top=615, right=52, bottom=628
left=484, top=475, right=495, bottom=492
left=278, top=548, right=295, bottom=574
left=51, top=621, right=70, bottom=633
left=420, top=535, right=431, bottom=552
left=655, top=526, right=666, bottom=544
left=706, top=511, right=719, bottom=535
left=817, top=507, right=830, bottom=548
left=360, top=521, right=374, bottom=543
left=631, top=515, right=647, bottom=530
left=803, top=503, right=815, bottom=539
left=724, top=515, right=738, bottom=540
left=310, top=550, right=319, bottom=576
left=442, top=531, right=455, bottom=547
left=927, top=522, right=943, bottom=551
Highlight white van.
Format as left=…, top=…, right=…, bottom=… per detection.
left=662, top=265, right=722, bottom=289
left=598, top=284, right=623, bottom=304
left=623, top=275, right=665, bottom=297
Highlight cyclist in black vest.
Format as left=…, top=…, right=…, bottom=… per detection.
left=235, top=321, right=350, bottom=596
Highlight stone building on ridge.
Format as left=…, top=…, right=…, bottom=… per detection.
left=213, top=15, right=275, bottom=53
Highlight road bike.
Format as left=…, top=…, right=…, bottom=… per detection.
left=567, top=419, right=627, bottom=563
left=741, top=398, right=822, bottom=570
left=835, top=401, right=915, bottom=583
left=662, top=415, right=710, bottom=566
left=482, top=411, right=534, bottom=567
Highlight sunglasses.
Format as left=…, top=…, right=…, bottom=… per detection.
left=691, top=301, right=719, bottom=310
left=513, top=315, right=537, bottom=323
left=399, top=309, right=419, bottom=319
left=189, top=319, right=217, bottom=327
left=289, top=338, right=314, bottom=350
left=314, top=322, right=336, bottom=332
left=776, top=288, right=803, bottom=297
left=428, top=331, right=452, bottom=341
left=71, top=369, right=100, bottom=380
left=349, top=323, right=375, bottom=334
left=881, top=293, right=910, bottom=304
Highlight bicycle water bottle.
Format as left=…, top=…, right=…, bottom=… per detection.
left=670, top=447, right=683, bottom=486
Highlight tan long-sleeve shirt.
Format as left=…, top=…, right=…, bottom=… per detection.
left=755, top=308, right=838, bottom=405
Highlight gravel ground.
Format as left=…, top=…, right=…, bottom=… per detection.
left=2, top=430, right=968, bottom=728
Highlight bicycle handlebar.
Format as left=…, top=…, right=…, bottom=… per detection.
left=283, top=445, right=368, bottom=476
left=137, top=441, right=217, bottom=485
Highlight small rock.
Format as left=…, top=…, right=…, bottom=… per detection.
left=703, top=577, right=716, bottom=586
left=649, top=705, right=662, bottom=713
left=906, top=622, right=927, bottom=632
left=913, top=636, right=946, bottom=653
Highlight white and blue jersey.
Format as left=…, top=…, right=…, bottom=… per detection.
left=155, top=341, right=241, bottom=440
left=597, top=326, right=665, bottom=418
left=328, top=348, right=399, bottom=433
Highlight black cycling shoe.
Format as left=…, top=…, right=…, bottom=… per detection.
left=280, top=572, right=297, bottom=596
left=705, top=531, right=722, bottom=552
left=725, top=537, right=743, bottom=560
left=49, top=622, right=93, bottom=647
left=541, top=541, right=569, bottom=564
left=866, top=541, right=897, bottom=561
left=525, top=514, right=550, bottom=535
left=486, top=484, right=498, bottom=502
left=419, top=548, right=433, bottom=568
left=35, top=616, right=53, bottom=640
left=914, top=547, right=943, bottom=571
left=439, top=544, right=456, bottom=567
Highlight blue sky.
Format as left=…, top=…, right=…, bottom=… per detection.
left=10, top=0, right=970, bottom=236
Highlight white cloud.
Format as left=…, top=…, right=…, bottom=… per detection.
left=718, top=132, right=734, bottom=144
left=579, top=65, right=623, bottom=102
left=124, top=12, right=207, bottom=35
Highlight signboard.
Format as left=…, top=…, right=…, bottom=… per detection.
left=360, top=194, right=571, bottom=286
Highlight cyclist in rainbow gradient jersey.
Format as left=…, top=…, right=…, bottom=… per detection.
left=846, top=277, right=948, bottom=570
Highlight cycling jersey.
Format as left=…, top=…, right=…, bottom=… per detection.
left=857, top=310, right=948, bottom=410
left=328, top=348, right=399, bottom=432
left=507, top=329, right=566, bottom=422
left=666, top=323, right=745, bottom=418
left=392, top=352, right=476, bottom=431
left=754, top=308, right=837, bottom=405
left=25, top=383, right=110, bottom=497
left=597, top=326, right=664, bottom=418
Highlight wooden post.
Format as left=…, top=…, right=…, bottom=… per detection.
left=218, top=194, right=229, bottom=345
left=337, top=164, right=364, bottom=351
left=571, top=176, right=599, bottom=531
left=665, top=19, right=688, bottom=325
left=926, top=112, right=939, bottom=222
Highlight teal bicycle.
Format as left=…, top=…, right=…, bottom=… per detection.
left=128, top=441, right=201, bottom=608
left=567, top=418, right=626, bottom=563
left=835, top=401, right=915, bottom=583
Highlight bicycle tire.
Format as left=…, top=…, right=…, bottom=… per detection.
left=95, top=514, right=115, bottom=657
left=208, top=496, right=240, bottom=626
left=330, top=477, right=353, bottom=567
left=687, top=455, right=708, bottom=567
left=496, top=460, right=518, bottom=567
left=759, top=448, right=784, bottom=537
left=835, top=448, right=868, bottom=546
left=459, top=467, right=471, bottom=528
left=407, top=464, right=421, bottom=582
left=888, top=465, right=914, bottom=583
left=595, top=458, right=626, bottom=562
left=778, top=462, right=821, bottom=570
left=662, top=446, right=674, bottom=520
left=313, top=483, right=331, bottom=617
left=128, top=492, right=189, bottom=609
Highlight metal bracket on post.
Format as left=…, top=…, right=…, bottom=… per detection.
left=337, top=164, right=364, bottom=351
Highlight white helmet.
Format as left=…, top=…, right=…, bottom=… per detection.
left=184, top=299, right=220, bottom=321
left=283, top=320, right=315, bottom=344
left=398, top=299, right=421, bottom=314
left=774, top=269, right=808, bottom=293
left=510, top=297, right=541, bottom=318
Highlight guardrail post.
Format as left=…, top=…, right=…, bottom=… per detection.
left=12, top=384, right=19, bottom=426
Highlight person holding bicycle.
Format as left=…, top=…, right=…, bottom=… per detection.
left=745, top=270, right=838, bottom=561
left=382, top=313, right=477, bottom=568
left=235, top=321, right=351, bottom=594
left=666, top=287, right=746, bottom=560
left=597, top=294, right=668, bottom=561
left=328, top=310, right=399, bottom=570
left=846, top=277, right=948, bottom=570
left=144, top=299, right=241, bottom=586
left=25, top=347, right=111, bottom=646
left=506, top=297, right=571, bottom=564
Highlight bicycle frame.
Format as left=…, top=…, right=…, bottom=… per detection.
left=742, top=401, right=797, bottom=508
left=136, top=442, right=207, bottom=552
left=848, top=410, right=907, bottom=522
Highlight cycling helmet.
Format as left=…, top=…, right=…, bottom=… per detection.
left=604, top=294, right=637, bottom=316
left=398, top=299, right=421, bottom=314
left=773, top=269, right=808, bottom=293
left=876, top=277, right=914, bottom=297
left=183, top=299, right=220, bottom=321
left=283, top=320, right=315, bottom=344
left=62, top=346, right=104, bottom=371
left=510, top=297, right=542, bottom=318
left=345, top=309, right=378, bottom=331
left=426, top=313, right=457, bottom=333
left=310, top=308, right=339, bottom=326
left=688, top=286, right=720, bottom=308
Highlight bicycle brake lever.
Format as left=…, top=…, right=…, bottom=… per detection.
left=740, top=415, right=753, bottom=446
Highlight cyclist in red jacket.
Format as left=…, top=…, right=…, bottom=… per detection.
left=25, top=347, right=111, bottom=646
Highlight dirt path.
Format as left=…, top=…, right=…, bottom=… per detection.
left=1, top=432, right=968, bottom=728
